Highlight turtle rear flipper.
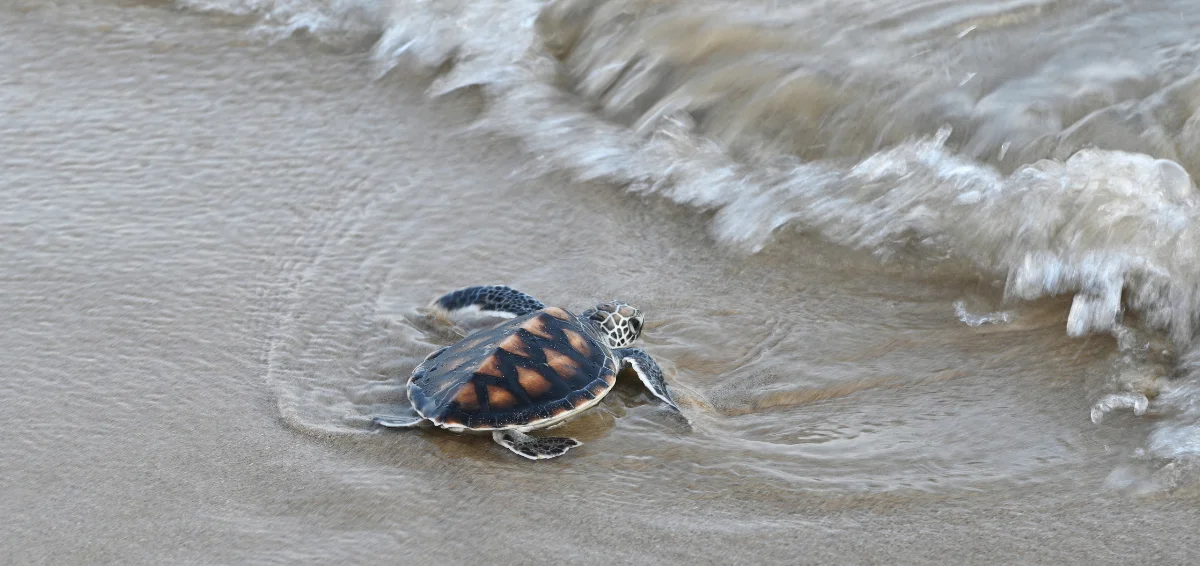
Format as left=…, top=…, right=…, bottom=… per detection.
left=372, top=403, right=427, bottom=428
left=373, top=415, right=426, bottom=428
left=492, top=430, right=581, bottom=460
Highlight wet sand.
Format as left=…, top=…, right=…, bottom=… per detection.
left=3, top=2, right=1199, bottom=564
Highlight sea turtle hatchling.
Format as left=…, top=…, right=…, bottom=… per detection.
left=373, top=285, right=686, bottom=460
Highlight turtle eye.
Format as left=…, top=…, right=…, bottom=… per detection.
left=629, top=319, right=642, bottom=333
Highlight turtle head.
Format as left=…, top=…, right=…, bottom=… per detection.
left=583, top=301, right=644, bottom=348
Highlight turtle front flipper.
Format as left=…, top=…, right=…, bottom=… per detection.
left=431, top=285, right=545, bottom=318
left=492, top=430, right=581, bottom=460
left=615, top=348, right=686, bottom=418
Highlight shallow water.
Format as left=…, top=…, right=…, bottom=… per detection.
left=4, top=0, right=1200, bottom=563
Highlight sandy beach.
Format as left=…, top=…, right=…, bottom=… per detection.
left=4, top=1, right=1200, bottom=563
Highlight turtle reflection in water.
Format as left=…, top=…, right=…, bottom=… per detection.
left=374, top=285, right=686, bottom=460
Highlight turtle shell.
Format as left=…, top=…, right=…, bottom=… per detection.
left=408, top=307, right=618, bottom=431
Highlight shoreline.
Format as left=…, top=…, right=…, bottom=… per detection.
left=2, top=3, right=1198, bottom=564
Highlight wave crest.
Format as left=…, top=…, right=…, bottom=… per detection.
left=173, top=0, right=1200, bottom=471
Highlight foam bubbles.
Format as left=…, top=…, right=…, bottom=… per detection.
left=171, top=0, right=1200, bottom=479
left=176, top=0, right=386, bottom=44
left=953, top=300, right=1012, bottom=327
left=1091, top=392, right=1150, bottom=424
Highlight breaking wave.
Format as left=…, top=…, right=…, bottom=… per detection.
left=171, top=0, right=1200, bottom=486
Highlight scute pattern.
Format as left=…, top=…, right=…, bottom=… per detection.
left=408, top=308, right=618, bottom=429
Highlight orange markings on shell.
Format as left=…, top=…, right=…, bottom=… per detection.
left=440, top=356, right=467, bottom=372
left=600, top=359, right=617, bottom=379
left=475, top=354, right=504, bottom=377
left=486, top=384, right=517, bottom=409
left=543, top=307, right=571, bottom=320
left=429, top=373, right=461, bottom=395
left=562, top=328, right=592, bottom=357
left=570, top=392, right=595, bottom=408
left=516, top=366, right=553, bottom=397
left=520, top=316, right=554, bottom=339
left=543, top=348, right=579, bottom=378
left=454, top=384, right=479, bottom=410
left=498, top=334, right=530, bottom=357
left=458, top=335, right=490, bottom=351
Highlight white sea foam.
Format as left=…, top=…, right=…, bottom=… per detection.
left=953, top=300, right=1012, bottom=327
left=175, top=0, right=386, bottom=43
left=171, top=0, right=1200, bottom=475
